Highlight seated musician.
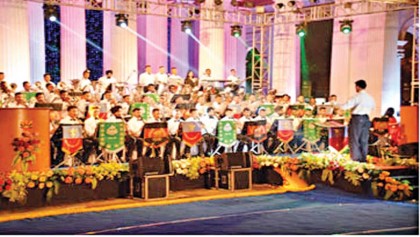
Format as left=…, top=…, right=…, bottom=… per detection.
left=60, top=105, right=82, bottom=124
left=166, top=108, right=184, bottom=158
left=126, top=108, right=145, bottom=160
left=254, top=107, right=273, bottom=151
left=76, top=91, right=92, bottom=120
left=6, top=92, right=29, bottom=108
left=316, top=106, right=329, bottom=123
left=83, top=106, right=101, bottom=163
left=200, top=107, right=219, bottom=155
left=147, top=108, right=164, bottom=123
left=237, top=108, right=253, bottom=152
left=107, top=105, right=124, bottom=122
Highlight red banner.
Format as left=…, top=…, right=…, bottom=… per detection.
left=246, top=120, right=267, bottom=143
left=276, top=119, right=294, bottom=143
left=328, top=127, right=348, bottom=152
left=62, top=125, right=83, bottom=155
left=181, top=122, right=202, bottom=147
left=143, top=123, right=169, bottom=149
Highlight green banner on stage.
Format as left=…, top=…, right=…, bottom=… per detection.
left=217, top=120, right=237, bottom=147
left=98, top=122, right=125, bottom=152
left=303, top=118, right=321, bottom=142
left=23, top=92, right=37, bottom=102
left=130, top=102, right=150, bottom=120
left=259, top=104, right=275, bottom=116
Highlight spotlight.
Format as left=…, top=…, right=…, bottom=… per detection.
left=44, top=4, right=58, bottom=22
left=231, top=25, right=242, bottom=38
left=214, top=0, right=223, bottom=6
left=115, top=13, right=128, bottom=28
left=296, top=23, right=306, bottom=37
left=276, top=3, right=285, bottom=9
left=287, top=1, right=296, bottom=7
left=340, top=19, right=353, bottom=34
left=181, top=20, right=192, bottom=34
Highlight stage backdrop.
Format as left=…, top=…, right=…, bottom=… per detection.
left=0, top=108, right=50, bottom=173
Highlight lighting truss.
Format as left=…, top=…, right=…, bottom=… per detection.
left=19, top=0, right=418, bottom=26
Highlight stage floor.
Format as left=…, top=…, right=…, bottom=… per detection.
left=0, top=184, right=417, bottom=235
left=0, top=183, right=302, bottom=223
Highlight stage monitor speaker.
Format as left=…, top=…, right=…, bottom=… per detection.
left=137, top=156, right=167, bottom=176
left=143, top=175, right=169, bottom=199
left=220, top=152, right=251, bottom=170
left=219, top=169, right=252, bottom=191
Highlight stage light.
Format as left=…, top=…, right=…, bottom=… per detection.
left=115, top=13, right=128, bottom=28
left=296, top=23, right=306, bottom=37
left=181, top=20, right=192, bottom=34
left=276, top=3, right=285, bottom=10
left=214, top=0, right=223, bottom=6
left=287, top=1, right=296, bottom=7
left=231, top=25, right=242, bottom=38
left=340, top=19, right=353, bottom=34
left=44, top=4, right=58, bottom=22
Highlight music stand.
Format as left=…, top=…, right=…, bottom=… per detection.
left=35, top=103, right=63, bottom=111
left=244, top=120, right=267, bottom=154
left=171, top=94, right=191, bottom=103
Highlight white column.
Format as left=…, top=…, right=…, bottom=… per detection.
left=330, top=13, right=399, bottom=118
left=272, top=22, right=300, bottom=99
left=170, top=18, right=190, bottom=77
left=137, top=7, right=169, bottom=74
left=0, top=0, right=31, bottom=90
left=199, top=3, right=225, bottom=79
left=28, top=2, right=46, bottom=84
left=103, top=11, right=113, bottom=74
left=108, top=12, right=138, bottom=83
left=60, top=1, right=86, bottom=82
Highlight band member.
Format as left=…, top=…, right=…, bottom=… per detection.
left=155, top=66, right=169, bottom=95
left=201, top=107, right=218, bottom=155
left=139, top=65, right=155, bottom=89
left=166, top=108, right=184, bottom=158
left=79, top=69, right=92, bottom=92
left=6, top=92, right=29, bottom=108
left=76, top=91, right=92, bottom=120
left=83, top=106, right=101, bottom=163
left=97, top=70, right=117, bottom=94
left=126, top=108, right=145, bottom=160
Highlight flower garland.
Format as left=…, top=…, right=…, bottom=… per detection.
left=172, top=156, right=214, bottom=180
left=0, top=163, right=129, bottom=204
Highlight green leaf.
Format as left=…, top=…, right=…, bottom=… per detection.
left=344, top=171, right=361, bottom=186
left=46, top=188, right=53, bottom=202
left=371, top=182, right=378, bottom=197
left=91, top=178, right=98, bottom=190
left=384, top=190, right=393, bottom=200
left=53, top=181, right=60, bottom=195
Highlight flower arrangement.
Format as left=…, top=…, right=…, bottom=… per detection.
left=11, top=120, right=41, bottom=172
left=0, top=163, right=129, bottom=204
left=172, top=157, right=214, bottom=180
left=252, top=151, right=414, bottom=201
left=371, top=171, right=413, bottom=201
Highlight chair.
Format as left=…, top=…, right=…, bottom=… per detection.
left=243, top=120, right=268, bottom=154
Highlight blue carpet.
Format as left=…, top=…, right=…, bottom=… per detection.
left=0, top=185, right=418, bottom=234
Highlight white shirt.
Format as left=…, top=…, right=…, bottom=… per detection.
left=76, top=99, right=89, bottom=118
left=167, top=117, right=183, bottom=135
left=200, top=114, right=218, bottom=135
left=79, top=78, right=92, bottom=91
left=155, top=73, right=168, bottom=85
left=227, top=75, right=240, bottom=85
left=127, top=117, right=144, bottom=137
left=340, top=90, right=376, bottom=116
left=168, top=74, right=184, bottom=85
left=139, top=72, right=155, bottom=87
left=84, top=117, right=100, bottom=137
left=60, top=116, right=82, bottom=124
left=39, top=80, right=56, bottom=90
left=98, top=76, right=117, bottom=93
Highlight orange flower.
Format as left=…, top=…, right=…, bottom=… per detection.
left=390, top=185, right=398, bottom=192
left=38, top=182, right=45, bottom=189
left=85, top=166, right=93, bottom=175
left=18, top=147, right=25, bottom=152
left=382, top=171, right=390, bottom=177
left=385, top=177, right=393, bottom=183
left=385, top=183, right=391, bottom=190
left=75, top=178, right=83, bottom=185
left=398, top=184, right=406, bottom=190
left=85, top=177, right=92, bottom=184
left=27, top=145, right=34, bottom=151
left=27, top=181, right=36, bottom=188
left=77, top=167, right=85, bottom=176
left=64, top=176, right=73, bottom=184
left=362, top=173, right=370, bottom=179
left=199, top=168, right=206, bottom=174
left=46, top=181, right=53, bottom=188
left=67, top=167, right=74, bottom=176
left=377, top=182, right=384, bottom=187
left=22, top=152, right=30, bottom=158
left=290, top=165, right=298, bottom=171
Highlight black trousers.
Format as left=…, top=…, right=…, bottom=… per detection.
left=349, top=115, right=371, bottom=162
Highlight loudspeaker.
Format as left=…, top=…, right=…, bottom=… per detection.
left=218, top=169, right=252, bottom=190
left=219, top=152, right=251, bottom=170
left=398, top=142, right=419, bottom=158
left=138, top=156, right=167, bottom=176
left=143, top=175, right=169, bottom=199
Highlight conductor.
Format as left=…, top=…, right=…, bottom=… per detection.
left=340, top=80, right=376, bottom=162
